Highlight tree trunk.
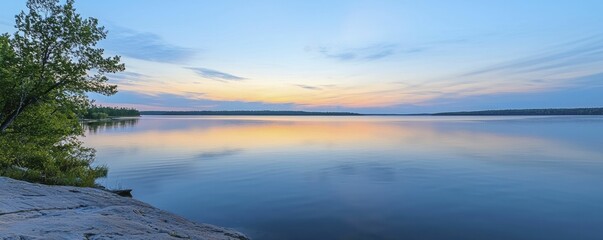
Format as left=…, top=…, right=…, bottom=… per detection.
left=0, top=99, right=29, bottom=133
left=0, top=110, right=19, bottom=133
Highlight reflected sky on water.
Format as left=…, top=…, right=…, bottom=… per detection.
left=84, top=116, right=603, bottom=240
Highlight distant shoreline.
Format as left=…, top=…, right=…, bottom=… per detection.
left=80, top=116, right=140, bottom=123
left=140, top=110, right=360, bottom=116
left=140, top=108, right=603, bottom=116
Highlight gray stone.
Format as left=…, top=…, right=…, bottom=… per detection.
left=0, top=177, right=249, bottom=240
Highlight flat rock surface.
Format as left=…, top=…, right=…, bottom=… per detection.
left=0, top=177, right=249, bottom=240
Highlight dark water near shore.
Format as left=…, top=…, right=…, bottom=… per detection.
left=84, top=116, right=603, bottom=240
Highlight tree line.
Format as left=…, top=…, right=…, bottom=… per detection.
left=84, top=106, right=140, bottom=119
left=141, top=110, right=360, bottom=116
left=433, top=108, right=603, bottom=116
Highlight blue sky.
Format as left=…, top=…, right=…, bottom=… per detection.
left=1, top=0, right=603, bottom=113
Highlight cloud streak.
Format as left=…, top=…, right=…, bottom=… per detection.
left=92, top=90, right=296, bottom=111
left=103, top=26, right=195, bottom=63
left=462, top=35, right=603, bottom=77
left=313, top=43, right=434, bottom=62
left=107, top=71, right=148, bottom=82
left=294, top=84, right=321, bottom=90
left=186, top=67, right=246, bottom=82
left=318, top=44, right=399, bottom=61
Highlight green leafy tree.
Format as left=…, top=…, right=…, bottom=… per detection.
left=84, top=105, right=140, bottom=119
left=0, top=0, right=124, bottom=186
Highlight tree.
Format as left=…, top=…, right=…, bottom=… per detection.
left=0, top=0, right=123, bottom=133
left=84, top=105, right=140, bottom=119
left=0, top=0, right=124, bottom=186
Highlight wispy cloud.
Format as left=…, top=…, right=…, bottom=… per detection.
left=364, top=48, right=396, bottom=60
left=321, top=50, right=356, bottom=61
left=104, top=71, right=153, bottom=90
left=312, top=43, right=434, bottom=62
left=103, top=26, right=195, bottom=63
left=92, top=90, right=296, bottom=111
left=462, top=35, right=603, bottom=77
left=107, top=71, right=148, bottom=82
left=294, top=84, right=321, bottom=90
left=317, top=44, right=400, bottom=61
left=407, top=71, right=603, bottom=113
left=186, top=67, right=246, bottom=82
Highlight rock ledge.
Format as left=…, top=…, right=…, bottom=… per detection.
left=0, top=177, right=249, bottom=240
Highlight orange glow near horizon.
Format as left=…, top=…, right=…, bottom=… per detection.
left=84, top=117, right=602, bottom=162
left=107, top=60, right=597, bottom=111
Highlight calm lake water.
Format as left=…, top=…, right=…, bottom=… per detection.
left=84, top=116, right=603, bottom=240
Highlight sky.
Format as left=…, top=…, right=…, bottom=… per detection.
left=1, top=0, right=603, bottom=113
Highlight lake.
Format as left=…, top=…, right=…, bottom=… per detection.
left=83, top=115, right=603, bottom=240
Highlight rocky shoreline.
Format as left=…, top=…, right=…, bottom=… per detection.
left=0, top=177, right=249, bottom=240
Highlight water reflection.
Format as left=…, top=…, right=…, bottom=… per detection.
left=84, top=116, right=603, bottom=240
left=86, top=117, right=602, bottom=165
left=196, top=148, right=244, bottom=159
left=83, top=118, right=139, bottom=133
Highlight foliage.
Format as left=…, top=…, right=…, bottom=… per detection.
left=84, top=105, right=140, bottom=119
left=0, top=104, right=108, bottom=186
left=0, top=0, right=123, bottom=186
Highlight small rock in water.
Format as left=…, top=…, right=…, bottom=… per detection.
left=110, top=189, right=133, bottom=198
